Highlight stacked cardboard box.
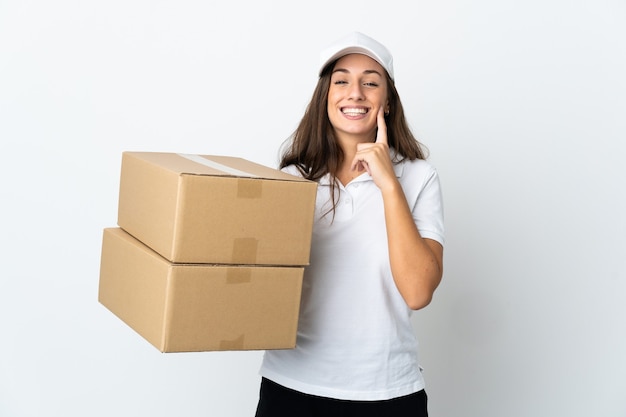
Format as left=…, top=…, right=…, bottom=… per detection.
left=99, top=152, right=317, bottom=352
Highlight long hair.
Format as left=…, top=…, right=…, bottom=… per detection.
left=279, top=60, right=428, bottom=216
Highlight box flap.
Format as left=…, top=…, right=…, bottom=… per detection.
left=123, top=151, right=310, bottom=182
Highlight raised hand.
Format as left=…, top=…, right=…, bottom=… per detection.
left=350, top=107, right=396, bottom=191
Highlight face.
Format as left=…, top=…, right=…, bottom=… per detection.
left=327, top=53, right=389, bottom=144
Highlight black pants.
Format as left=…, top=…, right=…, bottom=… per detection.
left=255, top=378, right=428, bottom=417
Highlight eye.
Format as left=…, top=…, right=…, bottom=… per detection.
left=363, top=81, right=379, bottom=87
left=333, top=79, right=348, bottom=85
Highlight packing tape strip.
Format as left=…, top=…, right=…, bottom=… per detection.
left=219, top=334, right=245, bottom=350
left=226, top=268, right=252, bottom=284
left=177, top=153, right=260, bottom=178
left=232, top=238, right=259, bottom=264
left=237, top=178, right=263, bottom=198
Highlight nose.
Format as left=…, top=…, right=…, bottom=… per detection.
left=347, top=83, right=365, bottom=100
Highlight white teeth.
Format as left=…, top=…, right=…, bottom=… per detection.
left=342, top=108, right=367, bottom=115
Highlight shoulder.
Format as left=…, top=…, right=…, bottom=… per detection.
left=280, top=164, right=305, bottom=178
left=396, top=157, right=439, bottom=183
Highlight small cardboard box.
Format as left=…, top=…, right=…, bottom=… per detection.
left=117, top=151, right=317, bottom=265
left=98, top=228, right=304, bottom=352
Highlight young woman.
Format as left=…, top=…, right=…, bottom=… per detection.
left=256, top=32, right=445, bottom=417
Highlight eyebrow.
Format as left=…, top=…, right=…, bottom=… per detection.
left=332, top=68, right=383, bottom=77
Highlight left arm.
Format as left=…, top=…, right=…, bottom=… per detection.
left=352, top=109, right=443, bottom=310
left=379, top=181, right=443, bottom=310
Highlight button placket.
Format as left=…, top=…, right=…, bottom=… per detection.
left=335, top=187, right=354, bottom=219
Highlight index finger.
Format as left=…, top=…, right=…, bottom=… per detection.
left=375, top=106, right=388, bottom=145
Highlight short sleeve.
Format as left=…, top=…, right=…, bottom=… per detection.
left=403, top=160, right=445, bottom=246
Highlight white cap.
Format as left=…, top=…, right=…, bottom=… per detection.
left=319, top=32, right=394, bottom=80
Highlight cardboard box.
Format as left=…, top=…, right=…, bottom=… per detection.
left=99, top=228, right=304, bottom=352
left=117, top=151, right=317, bottom=265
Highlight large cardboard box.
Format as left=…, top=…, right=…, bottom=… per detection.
left=99, top=228, right=304, bottom=352
left=117, top=151, right=317, bottom=265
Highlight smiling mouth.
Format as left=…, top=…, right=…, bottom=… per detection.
left=341, top=107, right=368, bottom=116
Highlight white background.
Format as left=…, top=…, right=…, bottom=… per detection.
left=1, top=1, right=625, bottom=416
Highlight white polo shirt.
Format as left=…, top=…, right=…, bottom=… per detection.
left=259, top=155, right=445, bottom=401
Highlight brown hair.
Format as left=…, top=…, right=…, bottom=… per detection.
left=279, top=61, right=428, bottom=215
